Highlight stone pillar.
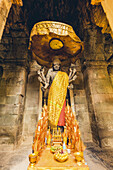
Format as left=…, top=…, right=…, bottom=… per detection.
left=23, top=61, right=41, bottom=138
left=108, top=60, right=113, bottom=87
left=83, top=61, right=113, bottom=149
left=0, top=64, right=27, bottom=145
left=73, top=61, right=93, bottom=143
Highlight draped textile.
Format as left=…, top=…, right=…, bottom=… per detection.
left=48, top=71, right=69, bottom=127
left=58, top=100, right=66, bottom=126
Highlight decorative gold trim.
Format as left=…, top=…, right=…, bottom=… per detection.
left=29, top=21, right=83, bottom=67
left=29, top=21, right=82, bottom=49
left=91, top=0, right=104, bottom=5
left=30, top=167, right=89, bottom=170
left=11, top=0, right=23, bottom=6
left=49, top=38, right=64, bottom=50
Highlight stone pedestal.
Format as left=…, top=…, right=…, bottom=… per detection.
left=83, top=61, right=113, bottom=149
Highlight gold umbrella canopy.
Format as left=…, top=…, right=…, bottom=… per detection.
left=29, top=21, right=84, bottom=67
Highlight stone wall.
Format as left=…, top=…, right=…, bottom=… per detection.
left=82, top=27, right=113, bottom=149
left=76, top=0, right=113, bottom=149
left=0, top=64, right=27, bottom=144
left=83, top=61, right=113, bottom=149
left=0, top=5, right=29, bottom=145
left=0, top=5, right=42, bottom=145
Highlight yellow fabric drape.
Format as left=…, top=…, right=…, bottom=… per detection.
left=48, top=71, right=69, bottom=127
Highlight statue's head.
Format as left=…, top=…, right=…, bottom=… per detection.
left=52, top=58, right=61, bottom=71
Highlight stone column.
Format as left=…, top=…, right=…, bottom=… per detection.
left=0, top=64, right=27, bottom=145
left=83, top=61, right=113, bottom=149
left=23, top=61, right=41, bottom=138
left=73, top=61, right=93, bottom=143
left=108, top=60, right=113, bottom=87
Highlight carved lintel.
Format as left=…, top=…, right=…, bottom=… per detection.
left=11, top=0, right=23, bottom=6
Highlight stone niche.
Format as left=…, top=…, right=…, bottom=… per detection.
left=0, top=0, right=113, bottom=151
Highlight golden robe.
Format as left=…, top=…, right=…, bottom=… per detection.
left=48, top=71, right=69, bottom=127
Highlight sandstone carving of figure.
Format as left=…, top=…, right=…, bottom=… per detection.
left=37, top=58, right=77, bottom=129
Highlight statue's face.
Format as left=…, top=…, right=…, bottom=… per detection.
left=53, top=63, right=60, bottom=71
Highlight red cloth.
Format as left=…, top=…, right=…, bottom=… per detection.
left=58, top=100, right=66, bottom=126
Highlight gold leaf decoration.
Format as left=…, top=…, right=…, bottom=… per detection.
left=29, top=21, right=83, bottom=67
left=91, top=0, right=104, bottom=5
left=11, top=0, right=23, bottom=6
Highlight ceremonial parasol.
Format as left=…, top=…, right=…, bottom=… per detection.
left=29, top=21, right=84, bottom=67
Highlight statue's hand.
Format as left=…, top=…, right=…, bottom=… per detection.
left=41, top=86, right=46, bottom=92
left=68, top=84, right=74, bottom=89
left=70, top=74, right=77, bottom=82
left=37, top=67, right=46, bottom=85
left=41, top=82, right=49, bottom=92
left=69, top=67, right=77, bottom=83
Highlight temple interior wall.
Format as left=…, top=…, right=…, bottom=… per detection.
left=0, top=5, right=29, bottom=145
left=0, top=64, right=27, bottom=145
left=82, top=27, right=113, bottom=149
left=0, top=2, right=113, bottom=150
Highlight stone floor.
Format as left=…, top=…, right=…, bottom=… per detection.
left=0, top=137, right=33, bottom=170
left=84, top=143, right=112, bottom=170
left=0, top=138, right=112, bottom=170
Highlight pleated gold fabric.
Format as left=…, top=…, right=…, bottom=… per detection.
left=48, top=71, right=69, bottom=127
